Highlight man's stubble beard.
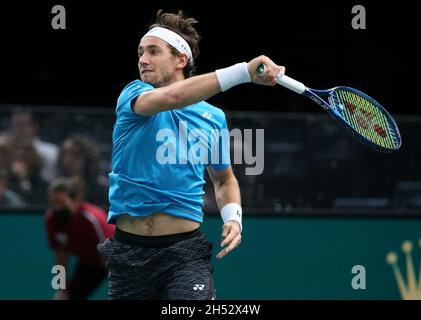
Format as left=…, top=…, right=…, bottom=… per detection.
left=141, top=71, right=173, bottom=88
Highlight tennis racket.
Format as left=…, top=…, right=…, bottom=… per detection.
left=257, top=64, right=402, bottom=153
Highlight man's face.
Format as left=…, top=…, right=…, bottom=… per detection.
left=49, top=191, right=78, bottom=214
left=60, top=140, right=84, bottom=175
left=137, top=37, right=179, bottom=87
left=0, top=179, right=6, bottom=199
left=9, top=113, right=37, bottom=142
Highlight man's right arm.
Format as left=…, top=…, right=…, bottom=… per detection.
left=133, top=55, right=285, bottom=116
left=52, top=249, right=69, bottom=300
left=133, top=72, right=221, bottom=116
left=55, top=248, right=69, bottom=267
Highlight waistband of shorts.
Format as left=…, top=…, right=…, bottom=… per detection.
left=114, top=227, right=201, bottom=248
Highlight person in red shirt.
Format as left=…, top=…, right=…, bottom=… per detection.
left=45, top=177, right=115, bottom=300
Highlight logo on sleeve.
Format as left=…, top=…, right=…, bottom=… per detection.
left=202, top=112, right=213, bottom=120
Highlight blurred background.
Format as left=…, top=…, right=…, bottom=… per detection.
left=0, top=0, right=420, bottom=299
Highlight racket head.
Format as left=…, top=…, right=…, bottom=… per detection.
left=321, top=86, right=402, bottom=152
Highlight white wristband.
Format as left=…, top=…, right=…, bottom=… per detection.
left=220, top=202, right=242, bottom=231
left=215, top=62, right=251, bottom=92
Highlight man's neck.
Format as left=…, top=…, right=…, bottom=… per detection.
left=163, top=72, right=185, bottom=86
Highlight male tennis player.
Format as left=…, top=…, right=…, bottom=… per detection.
left=97, top=10, right=284, bottom=300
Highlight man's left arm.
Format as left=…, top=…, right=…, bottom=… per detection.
left=207, top=166, right=242, bottom=259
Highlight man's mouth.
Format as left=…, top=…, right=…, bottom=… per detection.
left=141, top=70, right=153, bottom=75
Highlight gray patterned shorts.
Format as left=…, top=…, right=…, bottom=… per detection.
left=97, top=227, right=216, bottom=300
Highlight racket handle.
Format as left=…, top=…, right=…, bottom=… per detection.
left=277, top=75, right=306, bottom=94
left=257, top=64, right=306, bottom=94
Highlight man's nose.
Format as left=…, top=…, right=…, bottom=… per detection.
left=139, top=54, right=149, bottom=66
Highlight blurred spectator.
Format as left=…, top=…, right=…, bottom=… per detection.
left=57, top=134, right=109, bottom=209
left=8, top=111, right=59, bottom=182
left=7, top=140, right=48, bottom=205
left=0, top=134, right=12, bottom=173
left=0, top=168, right=26, bottom=209
left=44, top=177, right=115, bottom=300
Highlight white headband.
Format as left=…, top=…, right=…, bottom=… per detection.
left=141, top=27, right=193, bottom=64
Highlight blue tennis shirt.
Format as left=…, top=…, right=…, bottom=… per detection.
left=107, top=80, right=231, bottom=224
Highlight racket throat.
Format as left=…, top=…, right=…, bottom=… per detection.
left=304, top=91, right=330, bottom=111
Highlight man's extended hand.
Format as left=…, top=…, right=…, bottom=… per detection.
left=216, top=221, right=242, bottom=259
left=247, top=55, right=285, bottom=86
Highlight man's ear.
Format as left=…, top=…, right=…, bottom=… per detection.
left=176, top=53, right=189, bottom=70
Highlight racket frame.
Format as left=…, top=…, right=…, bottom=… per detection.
left=257, top=64, right=402, bottom=152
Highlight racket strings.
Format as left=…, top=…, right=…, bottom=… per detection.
left=330, top=90, right=399, bottom=149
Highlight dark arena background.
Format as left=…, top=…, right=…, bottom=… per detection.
left=0, top=0, right=420, bottom=302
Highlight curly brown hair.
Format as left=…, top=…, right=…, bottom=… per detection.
left=149, top=9, right=201, bottom=78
